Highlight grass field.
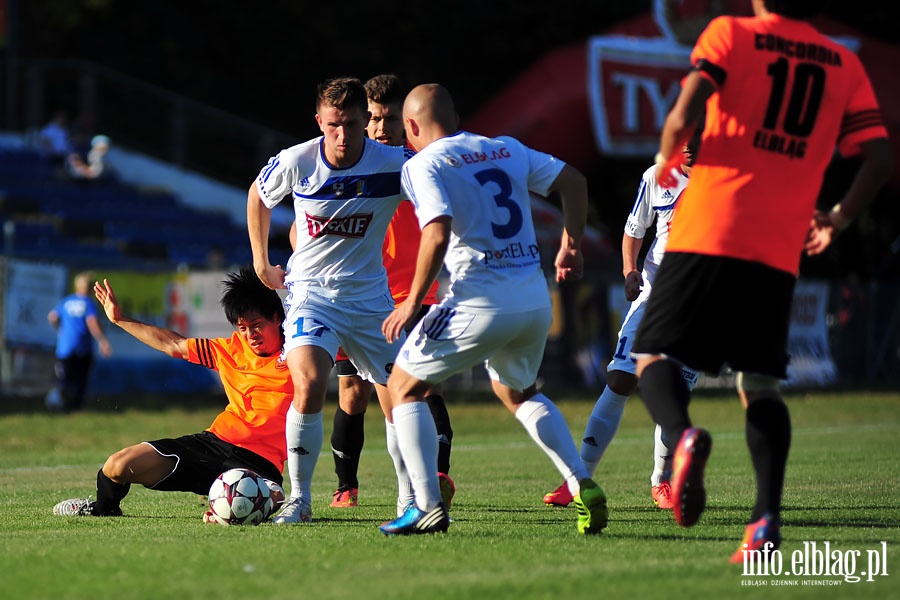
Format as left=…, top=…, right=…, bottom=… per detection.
left=1, top=390, right=898, bottom=599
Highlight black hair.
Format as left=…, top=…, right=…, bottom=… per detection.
left=220, top=266, right=285, bottom=326
left=763, top=0, right=821, bottom=19
left=365, top=73, right=406, bottom=106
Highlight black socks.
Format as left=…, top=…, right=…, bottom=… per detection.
left=746, top=398, right=791, bottom=522
left=95, top=469, right=129, bottom=516
left=638, top=359, right=692, bottom=449
left=426, top=394, right=453, bottom=475
left=331, top=407, right=365, bottom=489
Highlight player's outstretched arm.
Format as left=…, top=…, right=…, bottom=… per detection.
left=93, top=279, right=188, bottom=359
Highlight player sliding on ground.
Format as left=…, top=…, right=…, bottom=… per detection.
left=52, top=267, right=290, bottom=521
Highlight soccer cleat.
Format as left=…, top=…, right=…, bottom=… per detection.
left=53, top=497, right=96, bottom=516
left=438, top=472, right=456, bottom=509
left=264, top=480, right=286, bottom=516
left=330, top=487, right=359, bottom=508
left=542, top=482, right=574, bottom=507
left=272, top=496, right=312, bottom=524
left=380, top=502, right=450, bottom=536
left=573, top=478, right=608, bottom=535
left=651, top=482, right=675, bottom=510
left=203, top=509, right=224, bottom=524
left=670, top=427, right=712, bottom=527
left=729, top=513, right=782, bottom=564
left=397, top=497, right=415, bottom=518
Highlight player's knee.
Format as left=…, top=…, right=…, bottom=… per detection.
left=386, top=368, right=426, bottom=404
left=339, top=376, right=372, bottom=413
left=735, top=371, right=781, bottom=403
left=606, top=369, right=638, bottom=396
left=634, top=354, right=662, bottom=378
left=102, top=449, right=132, bottom=482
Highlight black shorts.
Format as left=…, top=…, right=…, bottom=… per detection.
left=335, top=303, right=433, bottom=377
left=632, top=252, right=795, bottom=378
left=146, top=431, right=283, bottom=496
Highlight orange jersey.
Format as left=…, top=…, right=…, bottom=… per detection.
left=187, top=334, right=292, bottom=470
left=383, top=200, right=440, bottom=304
left=668, top=13, right=888, bottom=275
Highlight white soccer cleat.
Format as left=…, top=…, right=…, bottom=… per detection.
left=53, top=497, right=96, bottom=516
left=272, top=497, right=312, bottom=524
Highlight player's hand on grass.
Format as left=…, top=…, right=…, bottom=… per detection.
left=382, top=300, right=420, bottom=343
left=624, top=270, right=643, bottom=301
left=93, top=279, right=124, bottom=324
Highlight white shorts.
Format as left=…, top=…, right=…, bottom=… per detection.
left=609, top=288, right=698, bottom=389
left=395, top=305, right=552, bottom=392
left=283, top=289, right=403, bottom=385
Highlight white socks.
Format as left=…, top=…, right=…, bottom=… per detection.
left=385, top=419, right=415, bottom=515
left=392, top=402, right=441, bottom=511
left=579, top=386, right=628, bottom=475
left=650, top=424, right=672, bottom=487
left=515, top=393, right=589, bottom=496
left=285, top=405, right=323, bottom=506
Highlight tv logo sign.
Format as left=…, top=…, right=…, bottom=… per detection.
left=588, top=38, right=691, bottom=157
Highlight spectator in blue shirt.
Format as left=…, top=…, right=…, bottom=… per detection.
left=46, top=272, right=112, bottom=412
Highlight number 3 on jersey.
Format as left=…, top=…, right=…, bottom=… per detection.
left=475, top=168, right=523, bottom=239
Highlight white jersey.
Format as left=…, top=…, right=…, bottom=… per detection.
left=256, top=138, right=413, bottom=301
left=401, top=131, right=564, bottom=314
left=609, top=164, right=697, bottom=387
left=624, top=165, right=690, bottom=288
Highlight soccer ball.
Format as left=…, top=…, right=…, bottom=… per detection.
left=207, top=468, right=276, bottom=526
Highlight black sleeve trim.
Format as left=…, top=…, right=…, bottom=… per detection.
left=694, top=59, right=726, bottom=87
left=196, top=338, right=215, bottom=368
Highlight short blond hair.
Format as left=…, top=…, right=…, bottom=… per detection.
left=73, top=271, right=93, bottom=293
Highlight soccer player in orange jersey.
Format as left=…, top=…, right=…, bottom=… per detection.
left=631, top=0, right=893, bottom=561
left=52, top=267, right=292, bottom=520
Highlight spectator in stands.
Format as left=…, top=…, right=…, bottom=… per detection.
left=206, top=245, right=227, bottom=270
left=69, top=110, right=97, bottom=148
left=46, top=271, right=112, bottom=413
left=37, top=110, right=72, bottom=160
left=67, top=135, right=111, bottom=181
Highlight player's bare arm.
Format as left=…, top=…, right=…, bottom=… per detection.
left=548, top=164, right=587, bottom=282
left=804, top=137, right=893, bottom=256
left=93, top=279, right=188, bottom=359
left=622, top=234, right=644, bottom=301
left=85, top=314, right=112, bottom=357
left=247, top=182, right=286, bottom=290
left=382, top=217, right=450, bottom=343
left=656, top=71, right=713, bottom=187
